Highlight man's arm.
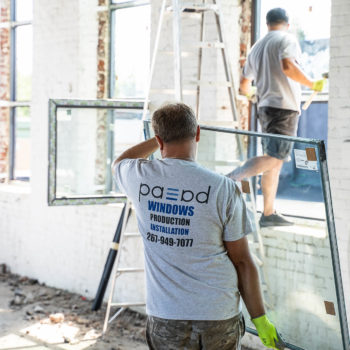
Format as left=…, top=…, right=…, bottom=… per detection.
left=281, top=57, right=313, bottom=88
left=112, top=137, right=159, bottom=169
left=239, top=76, right=253, bottom=96
left=224, top=237, right=265, bottom=318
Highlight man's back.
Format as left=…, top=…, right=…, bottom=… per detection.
left=114, top=157, right=252, bottom=320
left=243, top=30, right=301, bottom=112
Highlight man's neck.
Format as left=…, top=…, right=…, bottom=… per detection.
left=268, top=23, right=288, bottom=32
left=161, top=140, right=197, bottom=161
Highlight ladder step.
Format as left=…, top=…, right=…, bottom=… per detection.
left=117, top=267, right=144, bottom=273
left=159, top=51, right=196, bottom=57
left=150, top=88, right=196, bottom=96
left=160, top=42, right=225, bottom=55
left=186, top=80, right=233, bottom=87
left=124, top=232, right=140, bottom=237
left=110, top=302, right=146, bottom=307
left=196, top=41, right=225, bottom=49
left=167, top=3, right=218, bottom=13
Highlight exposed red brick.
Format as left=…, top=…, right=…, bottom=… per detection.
left=238, top=0, right=252, bottom=130
left=97, top=10, right=109, bottom=99
left=0, top=0, right=10, bottom=177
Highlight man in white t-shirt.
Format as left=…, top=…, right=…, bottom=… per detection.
left=112, top=103, right=285, bottom=349
left=228, top=8, right=325, bottom=227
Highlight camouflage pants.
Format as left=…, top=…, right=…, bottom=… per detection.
left=146, top=313, right=245, bottom=350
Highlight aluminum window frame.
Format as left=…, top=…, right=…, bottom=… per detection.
left=108, top=0, right=150, bottom=101
left=47, top=98, right=144, bottom=206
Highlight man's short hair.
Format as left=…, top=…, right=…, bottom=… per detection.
left=266, top=8, right=289, bottom=25
left=152, top=103, right=197, bottom=143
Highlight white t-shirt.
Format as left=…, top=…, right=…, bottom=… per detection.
left=243, top=30, right=302, bottom=113
left=113, top=157, right=254, bottom=320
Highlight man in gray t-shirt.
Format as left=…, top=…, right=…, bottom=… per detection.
left=113, top=103, right=285, bottom=349
left=228, top=8, right=325, bottom=227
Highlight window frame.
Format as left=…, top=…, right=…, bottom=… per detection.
left=0, top=0, right=32, bottom=181
left=108, top=0, right=150, bottom=100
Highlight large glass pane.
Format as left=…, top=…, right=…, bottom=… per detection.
left=196, top=129, right=345, bottom=350
left=15, top=25, right=32, bottom=101
left=258, top=0, right=330, bottom=92
left=14, top=106, right=30, bottom=179
left=143, top=123, right=348, bottom=350
left=56, top=107, right=144, bottom=198
left=111, top=5, right=150, bottom=98
left=15, top=0, right=33, bottom=21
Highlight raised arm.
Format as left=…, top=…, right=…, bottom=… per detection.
left=112, top=137, right=159, bottom=169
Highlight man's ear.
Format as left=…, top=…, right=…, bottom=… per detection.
left=195, top=125, right=200, bottom=142
left=155, top=135, right=164, bottom=150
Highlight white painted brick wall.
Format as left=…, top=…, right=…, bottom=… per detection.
left=1, top=2, right=349, bottom=345
left=329, top=0, right=350, bottom=329
left=0, top=0, right=143, bottom=307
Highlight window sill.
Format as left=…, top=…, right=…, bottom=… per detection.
left=0, top=181, right=31, bottom=195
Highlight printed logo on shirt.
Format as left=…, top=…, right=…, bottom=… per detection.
left=138, top=183, right=211, bottom=204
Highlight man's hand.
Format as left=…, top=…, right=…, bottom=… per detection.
left=245, top=86, right=257, bottom=102
left=252, top=315, right=286, bottom=349
left=311, top=79, right=326, bottom=92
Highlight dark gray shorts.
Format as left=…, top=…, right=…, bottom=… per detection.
left=258, top=106, right=299, bottom=160
left=146, top=313, right=245, bottom=350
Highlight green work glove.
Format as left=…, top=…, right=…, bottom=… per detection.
left=252, top=315, right=286, bottom=349
left=245, top=86, right=256, bottom=101
left=311, top=79, right=326, bottom=92
left=245, top=86, right=257, bottom=102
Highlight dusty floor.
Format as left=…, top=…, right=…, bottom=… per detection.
left=0, top=265, right=252, bottom=350
left=0, top=265, right=148, bottom=350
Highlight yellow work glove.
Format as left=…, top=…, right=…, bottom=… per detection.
left=252, top=314, right=286, bottom=349
left=311, top=79, right=326, bottom=92
left=245, top=86, right=257, bottom=102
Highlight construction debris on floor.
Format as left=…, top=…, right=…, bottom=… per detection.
left=0, top=264, right=252, bottom=350
left=0, top=264, right=147, bottom=349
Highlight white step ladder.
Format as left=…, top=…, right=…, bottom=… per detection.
left=102, top=201, right=146, bottom=334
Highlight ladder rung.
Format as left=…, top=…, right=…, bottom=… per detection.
left=117, top=267, right=144, bottom=273
left=196, top=41, right=225, bottom=49
left=186, top=80, right=233, bottom=87
left=150, top=89, right=196, bottom=96
left=167, top=3, right=218, bottom=13
left=124, top=232, right=140, bottom=237
left=159, top=51, right=196, bottom=57
left=110, top=302, right=145, bottom=307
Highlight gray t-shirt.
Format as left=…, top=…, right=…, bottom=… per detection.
left=114, top=157, right=253, bottom=320
left=243, top=30, right=302, bottom=113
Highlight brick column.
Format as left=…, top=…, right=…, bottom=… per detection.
left=95, top=0, right=110, bottom=189
left=237, top=0, right=251, bottom=130
left=0, top=0, right=11, bottom=180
